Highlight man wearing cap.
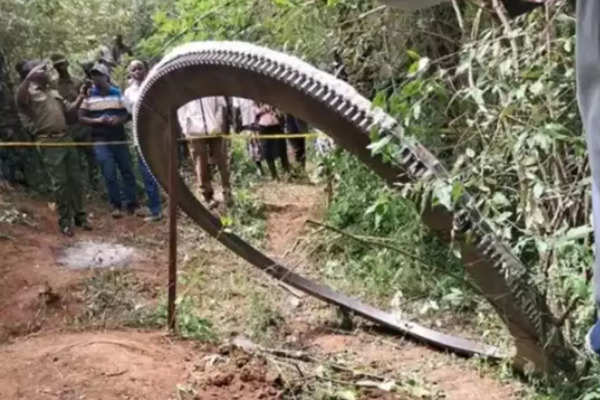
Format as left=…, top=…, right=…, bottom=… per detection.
left=15, top=61, right=91, bottom=236
left=79, top=62, right=137, bottom=218
left=7, top=60, right=52, bottom=193
left=51, top=53, right=98, bottom=191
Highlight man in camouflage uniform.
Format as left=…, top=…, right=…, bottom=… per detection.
left=16, top=61, right=91, bottom=236
left=0, top=51, right=17, bottom=189
left=51, top=53, right=98, bottom=190
left=0, top=53, right=40, bottom=189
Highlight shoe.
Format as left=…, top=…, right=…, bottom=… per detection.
left=75, top=220, right=93, bottom=231
left=586, top=320, right=600, bottom=356
left=135, top=207, right=151, bottom=217
left=61, top=226, right=74, bottom=237
left=111, top=208, right=123, bottom=219
left=144, top=213, right=163, bottom=222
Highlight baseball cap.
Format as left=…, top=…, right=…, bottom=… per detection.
left=90, top=62, right=110, bottom=77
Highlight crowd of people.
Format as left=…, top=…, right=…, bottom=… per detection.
left=0, top=37, right=324, bottom=236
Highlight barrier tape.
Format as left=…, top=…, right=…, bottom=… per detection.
left=0, top=132, right=324, bottom=148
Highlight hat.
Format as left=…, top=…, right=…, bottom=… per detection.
left=90, top=62, right=110, bottom=77
left=22, top=60, right=43, bottom=75
left=50, top=53, right=68, bottom=66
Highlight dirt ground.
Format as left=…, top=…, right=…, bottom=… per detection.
left=0, top=181, right=524, bottom=399
left=256, top=181, right=521, bottom=400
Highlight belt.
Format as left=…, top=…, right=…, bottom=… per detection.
left=37, top=130, right=67, bottom=140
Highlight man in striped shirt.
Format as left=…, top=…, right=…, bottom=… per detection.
left=79, top=63, right=137, bottom=218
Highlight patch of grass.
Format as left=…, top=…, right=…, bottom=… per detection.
left=229, top=185, right=266, bottom=244
left=144, top=295, right=217, bottom=342
left=313, top=151, right=468, bottom=305
left=76, top=269, right=150, bottom=328
left=248, top=292, right=284, bottom=341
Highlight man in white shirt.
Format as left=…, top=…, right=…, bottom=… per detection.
left=232, top=97, right=266, bottom=176
left=123, top=60, right=163, bottom=221
left=177, top=96, right=233, bottom=208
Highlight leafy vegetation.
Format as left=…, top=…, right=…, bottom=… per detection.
left=3, top=0, right=600, bottom=397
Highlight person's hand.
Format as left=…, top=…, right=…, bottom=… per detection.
left=107, top=116, right=120, bottom=126
left=79, top=80, right=92, bottom=96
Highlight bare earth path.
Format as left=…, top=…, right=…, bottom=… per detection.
left=0, top=181, right=524, bottom=399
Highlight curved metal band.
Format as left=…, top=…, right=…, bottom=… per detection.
left=133, top=42, right=564, bottom=364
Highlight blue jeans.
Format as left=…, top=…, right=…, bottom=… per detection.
left=94, top=143, right=137, bottom=210
left=138, top=152, right=162, bottom=216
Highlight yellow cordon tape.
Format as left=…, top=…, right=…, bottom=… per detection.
left=0, top=132, right=324, bottom=147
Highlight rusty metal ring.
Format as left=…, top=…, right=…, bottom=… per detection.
left=134, top=42, right=566, bottom=365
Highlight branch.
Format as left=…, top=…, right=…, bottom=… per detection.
left=451, top=0, right=464, bottom=35
left=491, top=0, right=519, bottom=64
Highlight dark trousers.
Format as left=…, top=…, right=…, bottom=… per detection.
left=288, top=137, right=306, bottom=168
left=137, top=152, right=162, bottom=216
left=71, top=126, right=98, bottom=189
left=93, top=143, right=137, bottom=210
left=40, top=136, right=86, bottom=229
left=260, top=125, right=290, bottom=179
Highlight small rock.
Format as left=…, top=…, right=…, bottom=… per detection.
left=207, top=372, right=233, bottom=387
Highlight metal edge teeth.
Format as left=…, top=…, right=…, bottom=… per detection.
left=366, top=121, right=379, bottom=131
left=272, top=64, right=284, bottom=74
left=301, top=79, right=314, bottom=90
left=266, top=62, right=278, bottom=73
left=410, top=164, right=425, bottom=177
left=344, top=106, right=357, bottom=118
left=358, top=117, right=372, bottom=130
left=323, top=91, right=335, bottom=102
left=329, top=96, right=343, bottom=108
left=315, top=87, right=327, bottom=97
left=256, top=60, right=269, bottom=70
left=490, top=252, right=503, bottom=263
left=402, top=152, right=416, bottom=166
left=282, top=70, right=295, bottom=81
left=351, top=111, right=364, bottom=123
left=274, top=65, right=286, bottom=76
left=293, top=75, right=305, bottom=86
left=336, top=100, right=349, bottom=113
left=483, top=243, right=496, bottom=256
left=248, top=59, right=260, bottom=69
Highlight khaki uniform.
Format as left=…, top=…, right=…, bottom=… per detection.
left=56, top=75, right=98, bottom=189
left=0, top=62, right=49, bottom=190
left=17, top=83, right=86, bottom=229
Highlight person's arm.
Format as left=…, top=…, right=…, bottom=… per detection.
left=108, top=112, right=129, bottom=126
left=15, top=80, right=31, bottom=111
left=63, top=92, right=86, bottom=124
left=64, top=87, right=87, bottom=115
left=15, top=64, right=47, bottom=110
left=107, top=90, right=131, bottom=126
left=78, top=107, right=109, bottom=126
